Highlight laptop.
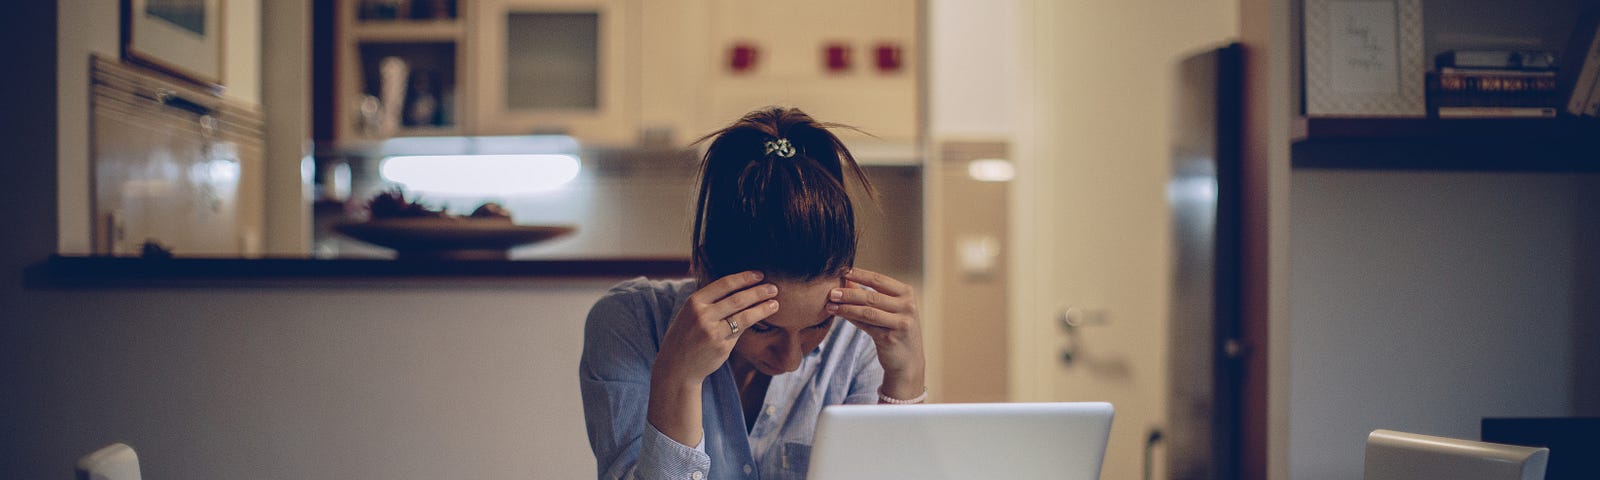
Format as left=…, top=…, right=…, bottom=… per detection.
left=807, top=402, right=1114, bottom=480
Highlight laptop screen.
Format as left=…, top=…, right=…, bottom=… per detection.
left=807, top=402, right=1114, bottom=480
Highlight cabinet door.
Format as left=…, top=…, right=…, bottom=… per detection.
left=471, top=0, right=637, bottom=145
left=701, top=0, right=919, bottom=143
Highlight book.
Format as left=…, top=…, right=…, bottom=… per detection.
left=1558, top=11, right=1600, bottom=115
left=1431, top=72, right=1557, bottom=93
left=1437, top=67, right=1557, bottom=77
left=1435, top=106, right=1558, bottom=118
left=1429, top=92, right=1562, bottom=109
left=1436, top=50, right=1559, bottom=70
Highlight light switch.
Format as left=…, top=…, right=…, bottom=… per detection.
left=957, top=234, right=1000, bottom=277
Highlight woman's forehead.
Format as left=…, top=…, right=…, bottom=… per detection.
left=762, top=277, right=840, bottom=327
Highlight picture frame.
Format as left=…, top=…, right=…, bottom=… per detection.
left=122, top=0, right=224, bottom=89
left=1304, top=0, right=1424, bottom=117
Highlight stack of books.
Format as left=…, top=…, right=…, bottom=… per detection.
left=1427, top=50, right=1561, bottom=118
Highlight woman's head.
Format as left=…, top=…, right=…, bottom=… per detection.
left=690, top=106, right=874, bottom=287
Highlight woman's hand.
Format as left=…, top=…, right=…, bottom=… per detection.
left=827, top=267, right=926, bottom=401
left=649, top=270, right=779, bottom=446
left=654, top=270, right=780, bottom=384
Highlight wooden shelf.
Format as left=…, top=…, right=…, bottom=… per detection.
left=1291, top=116, right=1600, bottom=172
left=1293, top=116, right=1600, bottom=142
left=349, top=19, right=462, bottom=41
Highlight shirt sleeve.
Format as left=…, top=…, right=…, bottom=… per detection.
left=579, top=284, right=713, bottom=480
left=844, top=327, right=885, bottom=405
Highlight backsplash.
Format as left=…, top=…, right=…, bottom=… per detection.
left=312, top=146, right=922, bottom=277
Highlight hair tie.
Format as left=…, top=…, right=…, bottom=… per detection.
left=764, top=138, right=796, bottom=158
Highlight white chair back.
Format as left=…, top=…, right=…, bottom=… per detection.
left=75, top=443, right=142, bottom=480
left=1364, top=429, right=1549, bottom=480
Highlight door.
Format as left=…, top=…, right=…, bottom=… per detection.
left=1010, top=2, right=1238, bottom=479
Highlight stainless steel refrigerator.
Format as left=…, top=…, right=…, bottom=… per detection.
left=1163, top=42, right=1245, bottom=480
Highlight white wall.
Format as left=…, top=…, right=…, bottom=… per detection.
left=5, top=281, right=609, bottom=479
left=1287, top=170, right=1598, bottom=479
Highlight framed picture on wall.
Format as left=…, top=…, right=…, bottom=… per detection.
left=122, top=0, right=224, bottom=89
left=1304, top=0, right=1424, bottom=117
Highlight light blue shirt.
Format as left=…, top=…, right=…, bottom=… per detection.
left=580, top=278, right=884, bottom=480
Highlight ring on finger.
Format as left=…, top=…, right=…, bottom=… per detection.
left=725, top=317, right=740, bottom=334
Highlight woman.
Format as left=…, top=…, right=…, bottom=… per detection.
left=579, top=107, right=926, bottom=480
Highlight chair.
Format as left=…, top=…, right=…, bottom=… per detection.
left=1364, top=429, right=1549, bottom=480
left=75, top=443, right=142, bottom=480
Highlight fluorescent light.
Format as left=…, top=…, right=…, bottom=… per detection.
left=380, top=154, right=581, bottom=196
left=375, top=135, right=584, bottom=196
left=967, top=158, right=1015, bottom=182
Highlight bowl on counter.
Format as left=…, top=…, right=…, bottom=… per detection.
left=333, top=217, right=575, bottom=260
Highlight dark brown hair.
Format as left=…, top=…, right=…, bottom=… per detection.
left=690, top=106, right=874, bottom=286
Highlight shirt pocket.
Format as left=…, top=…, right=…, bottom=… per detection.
left=780, top=442, right=812, bottom=476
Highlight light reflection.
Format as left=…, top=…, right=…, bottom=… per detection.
left=967, top=158, right=1015, bottom=182
left=379, top=154, right=582, bottom=196
left=375, top=135, right=584, bottom=196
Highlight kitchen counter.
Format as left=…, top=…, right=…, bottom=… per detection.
left=30, top=255, right=691, bottom=288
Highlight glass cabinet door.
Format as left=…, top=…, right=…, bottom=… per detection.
left=471, top=0, right=636, bottom=146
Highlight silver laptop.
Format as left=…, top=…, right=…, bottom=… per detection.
left=807, top=402, right=1114, bottom=480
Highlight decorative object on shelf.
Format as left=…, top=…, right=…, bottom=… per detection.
left=875, top=42, right=904, bottom=73
left=334, top=190, right=576, bottom=260
left=1304, top=0, right=1425, bottom=117
left=404, top=70, right=440, bottom=127
left=122, top=0, right=224, bottom=88
left=729, top=42, right=759, bottom=73
left=824, top=42, right=853, bottom=73
left=1557, top=11, right=1600, bottom=117
left=379, top=56, right=408, bottom=136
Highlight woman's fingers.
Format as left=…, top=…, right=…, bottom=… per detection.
left=726, top=299, right=781, bottom=335
left=689, top=270, right=765, bottom=305
left=705, top=282, right=779, bottom=321
left=843, top=267, right=911, bottom=298
left=686, top=271, right=778, bottom=323
left=829, top=287, right=910, bottom=314
left=830, top=304, right=908, bottom=331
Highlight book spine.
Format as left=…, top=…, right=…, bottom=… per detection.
left=1430, top=94, right=1562, bottom=108
left=1438, top=67, right=1557, bottom=77
left=1437, top=50, right=1560, bottom=70
left=1436, top=106, right=1558, bottom=118
left=1586, top=71, right=1600, bottom=116
left=1434, top=74, right=1558, bottom=93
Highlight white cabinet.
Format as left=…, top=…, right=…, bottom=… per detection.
left=469, top=0, right=638, bottom=145
left=329, top=0, right=920, bottom=152
left=699, top=0, right=920, bottom=143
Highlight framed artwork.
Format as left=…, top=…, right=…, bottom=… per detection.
left=1304, top=0, right=1424, bottom=117
left=122, top=0, right=224, bottom=89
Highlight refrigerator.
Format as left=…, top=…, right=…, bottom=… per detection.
left=1164, top=42, right=1245, bottom=480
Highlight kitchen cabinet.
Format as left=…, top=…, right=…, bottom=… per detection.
left=334, top=0, right=468, bottom=142
left=468, top=0, right=638, bottom=145
left=326, top=0, right=921, bottom=153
